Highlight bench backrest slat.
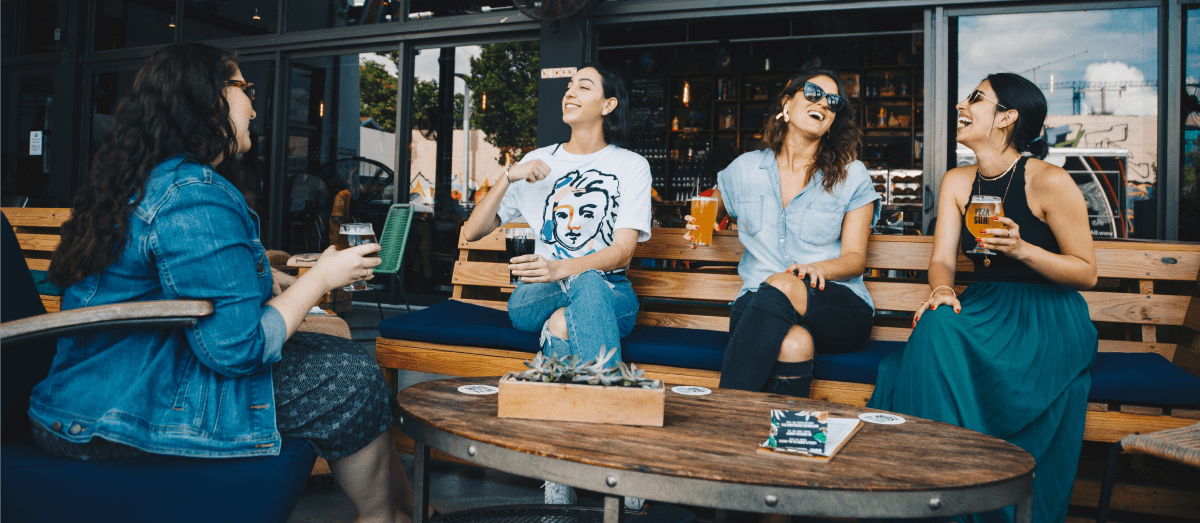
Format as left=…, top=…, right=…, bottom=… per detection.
left=467, top=226, right=1200, bottom=281
left=2, top=208, right=71, bottom=277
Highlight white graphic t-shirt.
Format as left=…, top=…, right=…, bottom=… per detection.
left=497, top=144, right=652, bottom=261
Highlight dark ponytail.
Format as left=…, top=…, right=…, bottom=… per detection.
left=581, top=62, right=630, bottom=148
left=986, top=73, right=1049, bottom=160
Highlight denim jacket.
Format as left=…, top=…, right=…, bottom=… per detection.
left=29, top=156, right=288, bottom=458
left=717, top=148, right=881, bottom=308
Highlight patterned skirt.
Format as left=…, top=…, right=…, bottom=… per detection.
left=32, top=332, right=396, bottom=461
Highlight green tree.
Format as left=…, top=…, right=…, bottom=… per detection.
left=359, top=52, right=464, bottom=135
left=464, top=42, right=539, bottom=164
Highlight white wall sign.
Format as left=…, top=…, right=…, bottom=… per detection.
left=540, top=67, right=577, bottom=79
left=29, top=131, right=43, bottom=156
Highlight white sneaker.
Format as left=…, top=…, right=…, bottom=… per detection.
left=624, top=497, right=645, bottom=511
left=542, top=481, right=577, bottom=505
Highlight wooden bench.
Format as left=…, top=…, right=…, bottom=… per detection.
left=376, top=225, right=1200, bottom=518
left=2, top=207, right=71, bottom=313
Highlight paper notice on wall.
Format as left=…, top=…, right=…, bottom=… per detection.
left=30, top=131, right=43, bottom=156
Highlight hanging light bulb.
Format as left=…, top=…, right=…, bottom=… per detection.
left=682, top=81, right=690, bottom=107
left=319, top=101, right=325, bottom=118
left=253, top=7, right=261, bottom=20
left=481, top=92, right=487, bottom=112
left=168, top=16, right=176, bottom=28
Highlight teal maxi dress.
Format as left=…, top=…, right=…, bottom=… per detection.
left=868, top=159, right=1097, bottom=523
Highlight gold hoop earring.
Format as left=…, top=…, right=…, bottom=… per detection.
left=986, top=126, right=1005, bottom=149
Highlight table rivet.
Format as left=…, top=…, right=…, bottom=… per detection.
left=765, top=495, right=778, bottom=507
left=467, top=446, right=477, bottom=457
left=606, top=476, right=618, bottom=487
left=929, top=498, right=941, bottom=510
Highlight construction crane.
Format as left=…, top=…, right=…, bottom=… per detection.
left=1035, top=80, right=1159, bottom=115
left=1017, top=50, right=1089, bottom=83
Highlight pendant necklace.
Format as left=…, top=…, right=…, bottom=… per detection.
left=974, top=155, right=1020, bottom=267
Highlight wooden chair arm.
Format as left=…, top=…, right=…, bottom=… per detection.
left=0, top=300, right=214, bottom=347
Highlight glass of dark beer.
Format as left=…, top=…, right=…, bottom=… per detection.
left=336, top=222, right=378, bottom=291
left=505, top=228, right=535, bottom=285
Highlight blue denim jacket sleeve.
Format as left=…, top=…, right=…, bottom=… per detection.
left=150, top=180, right=286, bottom=377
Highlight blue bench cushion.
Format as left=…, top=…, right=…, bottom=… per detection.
left=380, top=301, right=1200, bottom=408
left=1, top=435, right=314, bottom=522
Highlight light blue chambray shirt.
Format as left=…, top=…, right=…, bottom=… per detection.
left=717, top=148, right=882, bottom=309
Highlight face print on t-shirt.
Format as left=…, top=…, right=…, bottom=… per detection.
left=541, top=169, right=620, bottom=258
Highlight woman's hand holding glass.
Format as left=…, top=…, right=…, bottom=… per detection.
left=508, top=254, right=563, bottom=283
left=976, top=216, right=1025, bottom=260
left=682, top=215, right=720, bottom=245
left=309, top=243, right=382, bottom=292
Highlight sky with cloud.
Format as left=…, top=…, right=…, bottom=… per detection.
left=957, top=8, right=1158, bottom=116
left=1189, top=10, right=1200, bottom=88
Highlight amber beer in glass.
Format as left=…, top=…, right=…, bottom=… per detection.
left=690, top=196, right=718, bottom=247
left=965, top=195, right=1003, bottom=255
left=337, top=223, right=378, bottom=291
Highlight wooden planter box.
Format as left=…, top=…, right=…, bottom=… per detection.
left=497, top=373, right=665, bottom=427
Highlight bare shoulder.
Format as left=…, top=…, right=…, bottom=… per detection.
left=941, top=165, right=976, bottom=192
left=1025, top=159, right=1079, bottom=197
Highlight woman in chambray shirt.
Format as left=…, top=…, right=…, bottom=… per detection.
left=34, top=44, right=422, bottom=522
left=686, top=64, right=880, bottom=398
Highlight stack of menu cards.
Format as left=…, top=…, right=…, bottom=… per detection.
left=758, top=410, right=864, bottom=462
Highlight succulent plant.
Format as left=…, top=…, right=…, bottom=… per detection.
left=513, top=347, right=661, bottom=389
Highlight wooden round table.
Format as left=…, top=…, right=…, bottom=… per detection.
left=399, top=377, right=1034, bottom=523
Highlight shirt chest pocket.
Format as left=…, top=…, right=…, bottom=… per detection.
left=734, top=196, right=764, bottom=236
left=796, top=202, right=845, bottom=246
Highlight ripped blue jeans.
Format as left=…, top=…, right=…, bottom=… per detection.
left=508, top=270, right=639, bottom=364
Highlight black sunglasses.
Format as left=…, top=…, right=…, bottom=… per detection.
left=966, top=90, right=1006, bottom=110
left=801, top=81, right=847, bottom=112
left=226, top=80, right=255, bottom=102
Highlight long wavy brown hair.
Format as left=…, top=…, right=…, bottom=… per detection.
left=759, top=65, right=862, bottom=193
left=49, top=43, right=240, bottom=287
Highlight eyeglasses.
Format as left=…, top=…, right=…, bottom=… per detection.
left=966, top=90, right=1006, bottom=110
left=801, top=81, right=846, bottom=112
left=226, top=80, right=255, bottom=102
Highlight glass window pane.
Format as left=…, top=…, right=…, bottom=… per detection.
left=2, top=1, right=17, bottom=58
left=22, top=0, right=59, bottom=55
left=407, top=0, right=515, bottom=21
left=90, top=70, right=137, bottom=162
left=284, top=53, right=399, bottom=261
left=1182, top=7, right=1200, bottom=242
left=1, top=77, right=56, bottom=205
left=954, top=8, right=1159, bottom=239
left=184, top=0, right=277, bottom=41
left=94, top=0, right=176, bottom=52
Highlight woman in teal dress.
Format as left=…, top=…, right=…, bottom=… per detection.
left=868, top=73, right=1098, bottom=523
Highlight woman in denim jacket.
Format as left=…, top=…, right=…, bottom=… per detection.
left=33, top=43, right=420, bottom=522
left=686, top=64, right=881, bottom=399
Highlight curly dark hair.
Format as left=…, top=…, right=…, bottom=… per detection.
left=759, top=64, right=862, bottom=193
left=49, top=43, right=240, bottom=286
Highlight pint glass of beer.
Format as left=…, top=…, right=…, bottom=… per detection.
left=337, top=223, right=378, bottom=291
left=505, top=228, right=535, bottom=285
left=965, top=195, right=1003, bottom=255
left=690, top=196, right=719, bottom=247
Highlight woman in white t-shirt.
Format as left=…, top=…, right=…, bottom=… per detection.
left=462, top=64, right=652, bottom=506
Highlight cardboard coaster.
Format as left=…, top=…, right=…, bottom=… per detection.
left=858, top=412, right=906, bottom=425
left=457, top=384, right=499, bottom=395
left=671, top=386, right=712, bottom=396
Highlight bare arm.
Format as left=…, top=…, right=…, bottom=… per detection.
left=980, top=161, right=1097, bottom=290
left=462, top=160, right=552, bottom=242
left=511, top=228, right=640, bottom=283
left=913, top=166, right=975, bottom=323
left=267, top=243, right=381, bottom=338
